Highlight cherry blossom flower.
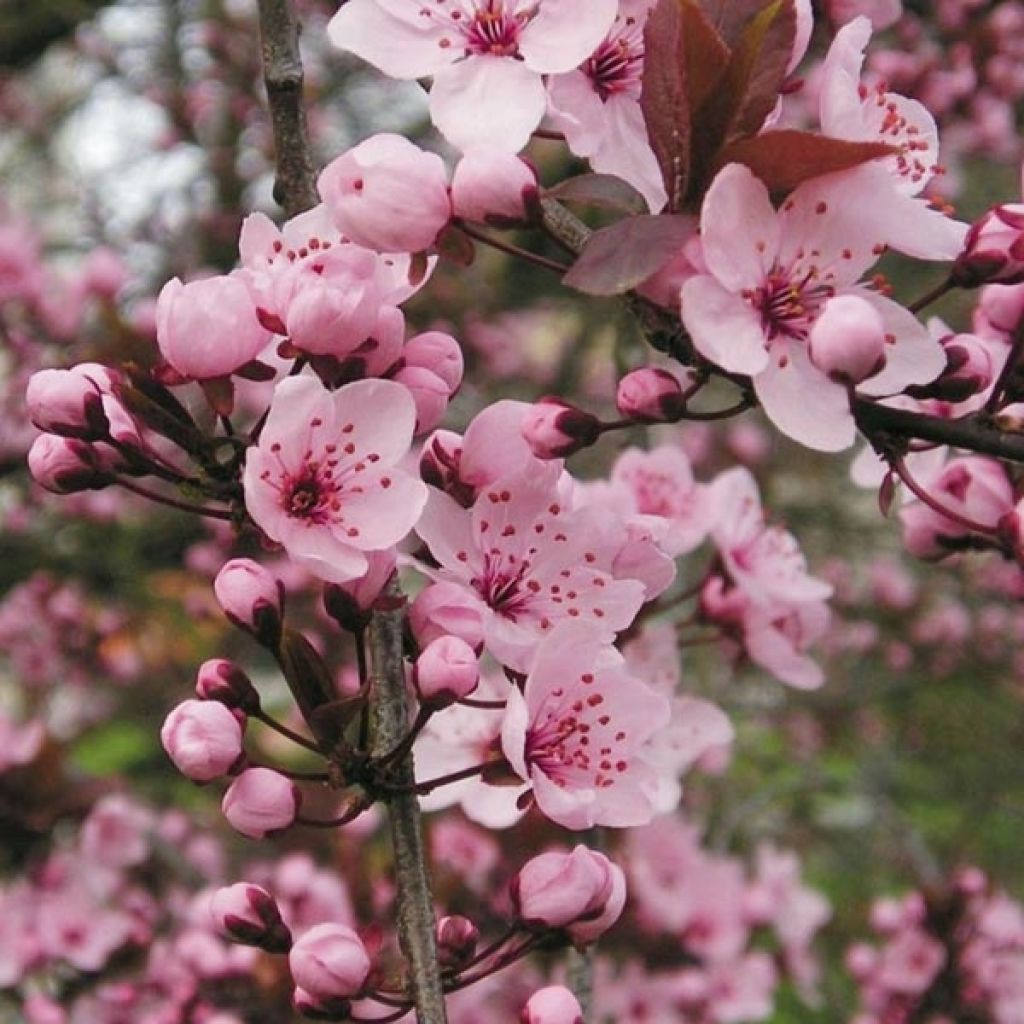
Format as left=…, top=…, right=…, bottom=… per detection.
left=329, top=0, right=617, bottom=152
left=545, top=0, right=666, bottom=211
left=500, top=625, right=670, bottom=829
left=415, top=463, right=645, bottom=670
left=681, top=164, right=947, bottom=450
left=243, top=376, right=427, bottom=584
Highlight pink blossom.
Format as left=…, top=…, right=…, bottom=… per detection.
left=415, top=465, right=645, bottom=671
left=521, top=986, right=584, bottom=1024
left=545, top=0, right=666, bottom=211
left=27, top=434, right=114, bottom=493
left=681, top=164, right=946, bottom=450
left=242, top=376, right=427, bottom=584
left=318, top=134, right=451, bottom=253
left=156, top=273, right=270, bottom=380
left=953, top=202, right=1024, bottom=288
left=500, top=625, right=669, bottom=828
left=451, top=146, right=539, bottom=225
left=329, top=0, right=618, bottom=153
left=79, top=795, right=153, bottom=869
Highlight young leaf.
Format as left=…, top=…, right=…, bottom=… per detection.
left=728, top=0, right=796, bottom=138
left=545, top=174, right=649, bottom=215
left=715, top=131, right=896, bottom=194
left=563, top=214, right=695, bottom=296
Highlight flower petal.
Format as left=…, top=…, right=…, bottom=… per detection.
left=681, top=277, right=770, bottom=375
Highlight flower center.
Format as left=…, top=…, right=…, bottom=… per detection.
left=463, top=1, right=528, bottom=56
left=749, top=268, right=834, bottom=343
left=585, top=15, right=644, bottom=100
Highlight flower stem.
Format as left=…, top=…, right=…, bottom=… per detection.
left=113, top=477, right=233, bottom=520
left=455, top=220, right=570, bottom=275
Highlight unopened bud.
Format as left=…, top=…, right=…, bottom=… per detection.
left=414, top=635, right=480, bottom=708
left=521, top=986, right=584, bottom=1024
left=521, top=398, right=600, bottom=459
left=615, top=367, right=689, bottom=423
left=27, top=434, right=113, bottom=494
left=436, top=915, right=479, bottom=970
left=932, top=333, right=995, bottom=402
left=161, top=699, right=245, bottom=782
left=451, top=147, right=539, bottom=227
left=210, top=882, right=292, bottom=953
left=953, top=203, right=1024, bottom=288
left=222, top=767, right=300, bottom=838
left=808, top=295, right=886, bottom=385
left=214, top=559, right=284, bottom=646
left=409, top=582, right=486, bottom=651
left=26, top=363, right=118, bottom=439
left=288, top=923, right=372, bottom=1004
left=195, top=658, right=260, bottom=712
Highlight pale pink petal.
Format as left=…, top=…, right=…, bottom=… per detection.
left=681, top=277, right=771, bottom=375
left=328, top=0, right=455, bottom=78
left=416, top=487, right=481, bottom=575
left=331, top=378, right=419, bottom=467
left=819, top=16, right=871, bottom=134
left=519, top=0, right=618, bottom=73
left=854, top=290, right=946, bottom=395
left=460, top=400, right=537, bottom=488
left=331, top=470, right=427, bottom=550
left=279, top=523, right=369, bottom=584
left=754, top=342, right=857, bottom=451
left=239, top=212, right=282, bottom=269
left=700, top=164, right=780, bottom=292
left=500, top=686, right=531, bottom=781
left=257, top=375, right=338, bottom=470
left=531, top=766, right=598, bottom=829
left=430, top=57, right=547, bottom=152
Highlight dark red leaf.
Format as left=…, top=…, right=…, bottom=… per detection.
left=563, top=214, right=695, bottom=296
left=544, top=174, right=649, bottom=215
left=728, top=0, right=796, bottom=138
left=716, top=130, right=897, bottom=194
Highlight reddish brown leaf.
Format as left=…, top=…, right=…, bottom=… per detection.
left=545, top=173, right=648, bottom=215
left=680, top=0, right=731, bottom=114
left=640, top=0, right=692, bottom=211
left=716, top=130, right=897, bottom=194
left=563, top=214, right=695, bottom=296
left=728, top=0, right=796, bottom=138
left=698, top=0, right=785, bottom=46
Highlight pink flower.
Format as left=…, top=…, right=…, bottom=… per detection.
left=156, top=273, right=270, bottom=380
left=242, top=376, right=427, bottom=584
left=451, top=146, right=539, bottom=225
left=318, top=134, right=452, bottom=253
left=546, top=0, right=666, bottom=211
left=415, top=465, right=645, bottom=671
left=818, top=17, right=967, bottom=260
left=521, top=986, right=584, bottom=1024
left=222, top=767, right=300, bottom=838
left=329, top=0, right=617, bottom=152
left=681, top=163, right=946, bottom=450
left=161, top=699, right=245, bottom=782
left=288, top=923, right=371, bottom=1002
left=500, top=625, right=669, bottom=828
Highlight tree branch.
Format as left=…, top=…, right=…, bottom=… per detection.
left=256, top=0, right=319, bottom=218
left=368, top=579, right=449, bottom=1024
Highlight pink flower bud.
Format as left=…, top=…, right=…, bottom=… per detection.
left=392, top=365, right=451, bottom=434
left=953, top=203, right=1024, bottom=288
left=214, top=559, right=284, bottom=646
left=26, top=363, right=119, bottom=439
left=451, top=146, right=538, bottom=227
left=845, top=942, right=879, bottom=980
left=436, top=915, right=478, bottom=970
left=419, top=429, right=466, bottom=497
left=288, top=923, right=372, bottom=1003
left=195, top=658, right=260, bottom=712
left=414, top=635, right=480, bottom=708
left=161, top=699, right=245, bottom=782
left=323, top=549, right=397, bottom=633
left=808, top=295, right=887, bottom=385
left=210, top=882, right=292, bottom=952
left=409, top=582, right=486, bottom=651
left=930, top=332, right=995, bottom=402
left=156, top=273, right=270, bottom=380
left=521, top=398, right=600, bottom=459
left=222, top=767, right=300, bottom=838
left=565, top=858, right=626, bottom=946
left=27, top=434, right=113, bottom=493
left=292, top=987, right=351, bottom=1020
left=512, top=846, right=624, bottom=942
left=402, top=331, right=464, bottom=391
left=318, top=134, right=452, bottom=253
left=976, top=282, right=1024, bottom=336
left=521, top=986, right=584, bottom=1024
left=616, top=367, right=689, bottom=423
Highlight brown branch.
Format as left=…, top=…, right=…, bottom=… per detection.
left=256, top=0, right=319, bottom=217
left=368, top=579, right=449, bottom=1024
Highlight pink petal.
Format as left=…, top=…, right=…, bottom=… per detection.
left=520, top=0, right=618, bottom=73
left=278, top=523, right=370, bottom=584
left=681, top=277, right=770, bottom=375
left=430, top=56, right=547, bottom=152
left=334, top=470, right=428, bottom=550
left=330, top=377, right=418, bottom=468
left=753, top=342, right=857, bottom=451
left=416, top=488, right=481, bottom=575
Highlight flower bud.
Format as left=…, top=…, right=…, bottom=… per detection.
left=953, top=203, right=1024, bottom=288
left=222, top=767, right=300, bottom=838
left=156, top=273, right=270, bottom=380
left=292, top=987, right=351, bottom=1020
left=436, top=915, right=478, bottom=970
left=521, top=986, right=584, bottom=1024
left=214, top=559, right=284, bottom=646
left=318, top=134, right=452, bottom=253
left=414, top=635, right=480, bottom=708
left=161, top=699, right=245, bottom=782
left=808, top=295, right=887, bottom=385
left=451, top=147, right=538, bottom=227
left=26, top=363, right=118, bottom=439
left=195, top=658, right=260, bottom=712
left=512, top=846, right=624, bottom=943
left=521, top=398, right=600, bottom=459
left=402, top=331, right=464, bottom=391
left=976, top=282, right=1024, bottom=336
left=931, top=332, right=995, bottom=402
left=419, top=429, right=465, bottom=496
left=210, top=882, right=292, bottom=953
left=323, top=550, right=397, bottom=633
left=409, top=582, right=486, bottom=651
left=392, top=365, right=451, bottom=435
left=288, top=923, right=372, bottom=1004
left=566, top=859, right=626, bottom=946
left=616, top=367, right=689, bottom=423
left=27, top=434, right=113, bottom=493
